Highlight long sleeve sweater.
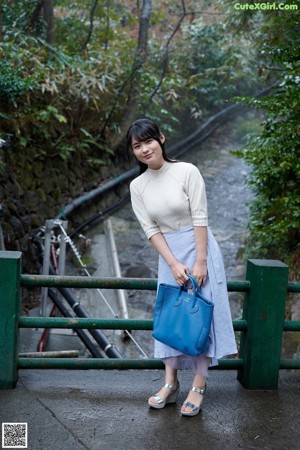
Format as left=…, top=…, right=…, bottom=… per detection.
left=130, top=161, right=208, bottom=239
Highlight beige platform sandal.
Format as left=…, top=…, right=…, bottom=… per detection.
left=181, top=385, right=206, bottom=417
left=148, top=381, right=180, bottom=409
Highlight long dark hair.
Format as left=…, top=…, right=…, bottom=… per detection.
left=126, top=118, right=175, bottom=174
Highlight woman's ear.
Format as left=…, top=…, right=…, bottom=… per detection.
left=160, top=134, right=166, bottom=144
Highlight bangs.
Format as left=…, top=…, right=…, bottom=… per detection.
left=130, top=128, right=159, bottom=143
left=127, top=119, right=161, bottom=148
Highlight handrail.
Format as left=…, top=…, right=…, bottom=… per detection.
left=1, top=254, right=299, bottom=390
left=20, top=273, right=300, bottom=293
left=20, top=274, right=157, bottom=289
left=18, top=317, right=248, bottom=331
left=287, top=281, right=300, bottom=293
left=17, top=357, right=244, bottom=370
left=20, top=274, right=251, bottom=291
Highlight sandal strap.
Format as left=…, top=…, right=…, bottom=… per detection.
left=151, top=394, right=164, bottom=404
left=149, top=382, right=179, bottom=404
left=191, top=385, right=206, bottom=395
left=164, top=382, right=179, bottom=392
left=182, top=401, right=198, bottom=411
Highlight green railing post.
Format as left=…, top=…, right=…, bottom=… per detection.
left=238, top=259, right=288, bottom=389
left=0, top=251, right=22, bottom=389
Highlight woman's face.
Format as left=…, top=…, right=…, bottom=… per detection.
left=131, top=134, right=165, bottom=170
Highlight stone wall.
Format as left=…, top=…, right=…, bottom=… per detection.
left=0, top=145, right=130, bottom=273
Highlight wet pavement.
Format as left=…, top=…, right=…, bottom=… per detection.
left=0, top=369, right=299, bottom=449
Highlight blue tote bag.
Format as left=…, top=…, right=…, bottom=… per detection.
left=152, top=274, right=214, bottom=357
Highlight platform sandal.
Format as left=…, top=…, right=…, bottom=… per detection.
left=148, top=381, right=180, bottom=409
left=181, top=385, right=206, bottom=417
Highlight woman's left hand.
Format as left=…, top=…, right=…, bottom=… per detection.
left=192, top=261, right=207, bottom=286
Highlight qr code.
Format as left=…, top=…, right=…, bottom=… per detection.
left=2, top=423, right=28, bottom=448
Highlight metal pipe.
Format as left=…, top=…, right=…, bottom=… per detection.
left=53, top=283, right=123, bottom=358
left=20, top=316, right=154, bottom=330
left=105, top=219, right=129, bottom=320
left=59, top=286, right=123, bottom=359
left=19, top=350, right=79, bottom=358
left=47, top=265, right=122, bottom=358
left=41, top=220, right=53, bottom=316
left=58, top=220, right=68, bottom=276
left=37, top=303, right=56, bottom=352
left=69, top=193, right=130, bottom=238
left=17, top=357, right=244, bottom=370
left=54, top=168, right=138, bottom=220
left=19, top=317, right=247, bottom=331
left=280, top=359, right=300, bottom=369
left=283, top=320, right=300, bottom=331
left=20, top=274, right=251, bottom=292
left=48, top=288, right=103, bottom=358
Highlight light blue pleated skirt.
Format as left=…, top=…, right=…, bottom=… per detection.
left=154, top=226, right=237, bottom=376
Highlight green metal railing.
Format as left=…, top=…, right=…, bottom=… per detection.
left=0, top=251, right=299, bottom=390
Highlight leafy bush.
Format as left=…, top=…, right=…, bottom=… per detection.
left=0, top=61, right=35, bottom=105
left=233, top=62, right=300, bottom=260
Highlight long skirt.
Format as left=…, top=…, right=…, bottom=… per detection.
left=154, top=226, right=237, bottom=377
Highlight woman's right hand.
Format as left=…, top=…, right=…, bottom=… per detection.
left=170, top=261, right=190, bottom=286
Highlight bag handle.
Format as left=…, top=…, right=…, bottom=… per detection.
left=175, top=274, right=200, bottom=310
left=185, top=274, right=200, bottom=292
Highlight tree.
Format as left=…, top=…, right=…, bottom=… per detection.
left=106, top=0, right=153, bottom=148
left=228, top=4, right=300, bottom=261
left=43, top=0, right=55, bottom=44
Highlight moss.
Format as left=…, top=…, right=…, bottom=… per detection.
left=36, top=188, right=47, bottom=203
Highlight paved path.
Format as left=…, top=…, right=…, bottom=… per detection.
left=1, top=369, right=299, bottom=450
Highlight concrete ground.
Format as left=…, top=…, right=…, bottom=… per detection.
left=0, top=369, right=299, bottom=450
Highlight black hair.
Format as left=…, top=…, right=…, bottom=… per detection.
left=126, top=118, right=175, bottom=174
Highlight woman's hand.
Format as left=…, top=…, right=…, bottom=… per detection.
left=170, top=261, right=190, bottom=286
left=192, top=261, right=207, bottom=286
left=149, top=233, right=189, bottom=286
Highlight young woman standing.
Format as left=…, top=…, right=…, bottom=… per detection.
left=128, top=118, right=237, bottom=416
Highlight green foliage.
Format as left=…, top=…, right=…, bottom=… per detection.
left=233, top=113, right=262, bottom=144
left=0, top=33, right=122, bottom=163
left=2, top=0, right=46, bottom=37
left=181, top=20, right=258, bottom=111
left=231, top=7, right=300, bottom=260
left=0, top=61, right=35, bottom=105
left=0, top=1, right=262, bottom=184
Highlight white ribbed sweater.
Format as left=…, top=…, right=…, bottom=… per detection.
left=130, top=161, right=208, bottom=239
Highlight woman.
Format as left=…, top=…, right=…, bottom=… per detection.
left=127, top=118, right=237, bottom=417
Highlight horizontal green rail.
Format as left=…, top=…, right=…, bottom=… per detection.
left=19, top=274, right=300, bottom=293
left=17, top=357, right=244, bottom=370
left=20, top=274, right=251, bottom=292
left=19, top=317, right=154, bottom=330
left=20, top=275, right=157, bottom=290
left=279, top=359, right=300, bottom=369
left=18, top=317, right=248, bottom=332
left=287, top=282, right=300, bottom=293
left=283, top=321, right=300, bottom=332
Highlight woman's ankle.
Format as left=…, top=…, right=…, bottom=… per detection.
left=164, top=366, right=178, bottom=386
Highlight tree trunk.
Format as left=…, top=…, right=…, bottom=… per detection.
left=43, top=0, right=55, bottom=44
left=135, top=0, right=152, bottom=66
left=110, top=0, right=152, bottom=148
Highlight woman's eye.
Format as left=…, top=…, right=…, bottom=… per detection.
left=146, top=139, right=153, bottom=144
